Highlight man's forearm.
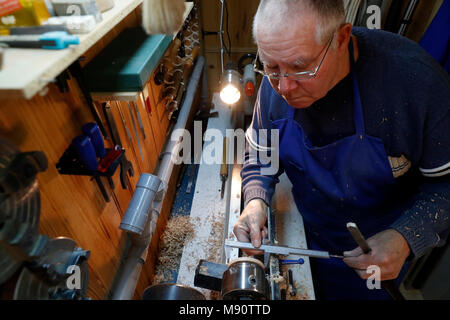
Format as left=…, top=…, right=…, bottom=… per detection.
left=391, top=178, right=450, bottom=259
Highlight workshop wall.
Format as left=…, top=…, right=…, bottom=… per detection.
left=0, top=5, right=189, bottom=300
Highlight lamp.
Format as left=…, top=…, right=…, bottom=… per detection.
left=220, top=61, right=241, bottom=105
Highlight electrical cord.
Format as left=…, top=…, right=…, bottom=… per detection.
left=224, top=0, right=232, bottom=59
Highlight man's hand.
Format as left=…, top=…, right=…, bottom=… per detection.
left=343, top=229, right=411, bottom=280
left=233, top=198, right=268, bottom=255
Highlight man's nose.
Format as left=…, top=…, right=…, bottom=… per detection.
left=278, top=76, right=299, bottom=95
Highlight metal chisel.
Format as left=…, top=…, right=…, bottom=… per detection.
left=128, top=102, right=144, bottom=161
left=117, top=103, right=133, bottom=146
left=132, top=101, right=146, bottom=140
left=102, top=102, right=134, bottom=190
left=224, top=239, right=344, bottom=259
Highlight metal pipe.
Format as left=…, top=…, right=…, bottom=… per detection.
left=111, top=56, right=205, bottom=300
left=119, top=174, right=162, bottom=235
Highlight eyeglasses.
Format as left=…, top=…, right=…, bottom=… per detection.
left=253, top=33, right=335, bottom=81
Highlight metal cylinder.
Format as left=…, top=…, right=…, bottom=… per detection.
left=119, top=173, right=162, bottom=235
left=243, top=64, right=255, bottom=86
left=142, top=283, right=205, bottom=300
left=221, top=257, right=269, bottom=300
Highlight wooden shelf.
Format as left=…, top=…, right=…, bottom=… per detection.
left=0, top=1, right=193, bottom=100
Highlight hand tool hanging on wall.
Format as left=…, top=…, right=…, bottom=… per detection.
left=102, top=103, right=134, bottom=191
left=56, top=122, right=125, bottom=202
left=131, top=101, right=146, bottom=140
left=82, top=122, right=106, bottom=158
left=68, top=60, right=109, bottom=140
left=117, top=103, right=134, bottom=147
left=127, top=102, right=144, bottom=162
left=82, top=122, right=116, bottom=189
left=346, top=222, right=405, bottom=300
left=71, top=135, right=110, bottom=202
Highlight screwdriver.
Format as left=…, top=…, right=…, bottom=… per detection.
left=346, top=222, right=405, bottom=300
left=82, top=122, right=106, bottom=159
left=72, top=135, right=110, bottom=202
left=220, top=137, right=228, bottom=198
left=82, top=122, right=117, bottom=189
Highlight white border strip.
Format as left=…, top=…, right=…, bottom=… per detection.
left=420, top=161, right=450, bottom=177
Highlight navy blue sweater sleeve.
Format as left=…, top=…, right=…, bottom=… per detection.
left=391, top=175, right=450, bottom=258
left=389, top=55, right=450, bottom=259
left=241, top=78, right=285, bottom=206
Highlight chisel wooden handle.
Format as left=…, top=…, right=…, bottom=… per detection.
left=346, top=222, right=371, bottom=253
left=220, top=137, right=228, bottom=178
left=346, top=222, right=405, bottom=300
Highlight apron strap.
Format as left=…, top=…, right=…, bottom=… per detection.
left=287, top=105, right=296, bottom=119
left=349, top=37, right=366, bottom=135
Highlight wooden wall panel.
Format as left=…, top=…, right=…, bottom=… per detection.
left=148, top=73, right=171, bottom=136
left=0, top=78, right=127, bottom=300
left=0, top=4, right=183, bottom=300
left=140, top=87, right=165, bottom=156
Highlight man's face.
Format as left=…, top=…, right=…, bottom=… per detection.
left=256, top=15, right=345, bottom=109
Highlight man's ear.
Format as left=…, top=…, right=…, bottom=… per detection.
left=337, top=23, right=353, bottom=52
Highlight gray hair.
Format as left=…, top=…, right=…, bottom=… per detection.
left=253, top=0, right=345, bottom=46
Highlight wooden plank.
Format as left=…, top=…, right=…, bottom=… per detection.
left=140, top=87, right=164, bottom=155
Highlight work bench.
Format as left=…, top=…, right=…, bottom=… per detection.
left=176, top=94, right=316, bottom=300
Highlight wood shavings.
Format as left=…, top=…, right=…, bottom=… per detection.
left=205, top=211, right=225, bottom=263
left=269, top=272, right=285, bottom=284
left=154, top=216, right=196, bottom=284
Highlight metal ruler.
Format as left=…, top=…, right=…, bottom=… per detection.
left=224, top=239, right=343, bottom=259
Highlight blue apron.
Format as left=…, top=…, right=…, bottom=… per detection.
left=272, top=39, right=410, bottom=300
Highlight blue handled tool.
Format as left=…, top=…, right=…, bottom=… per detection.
left=280, top=258, right=305, bottom=265
left=346, top=222, right=405, bottom=300
left=0, top=31, right=79, bottom=49
left=82, top=122, right=117, bottom=190
left=71, top=135, right=98, bottom=172
left=71, top=135, right=110, bottom=202
left=82, top=122, right=106, bottom=159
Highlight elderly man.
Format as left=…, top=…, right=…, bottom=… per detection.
left=234, top=0, right=450, bottom=300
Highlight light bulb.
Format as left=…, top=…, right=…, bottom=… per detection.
left=220, top=84, right=241, bottom=105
